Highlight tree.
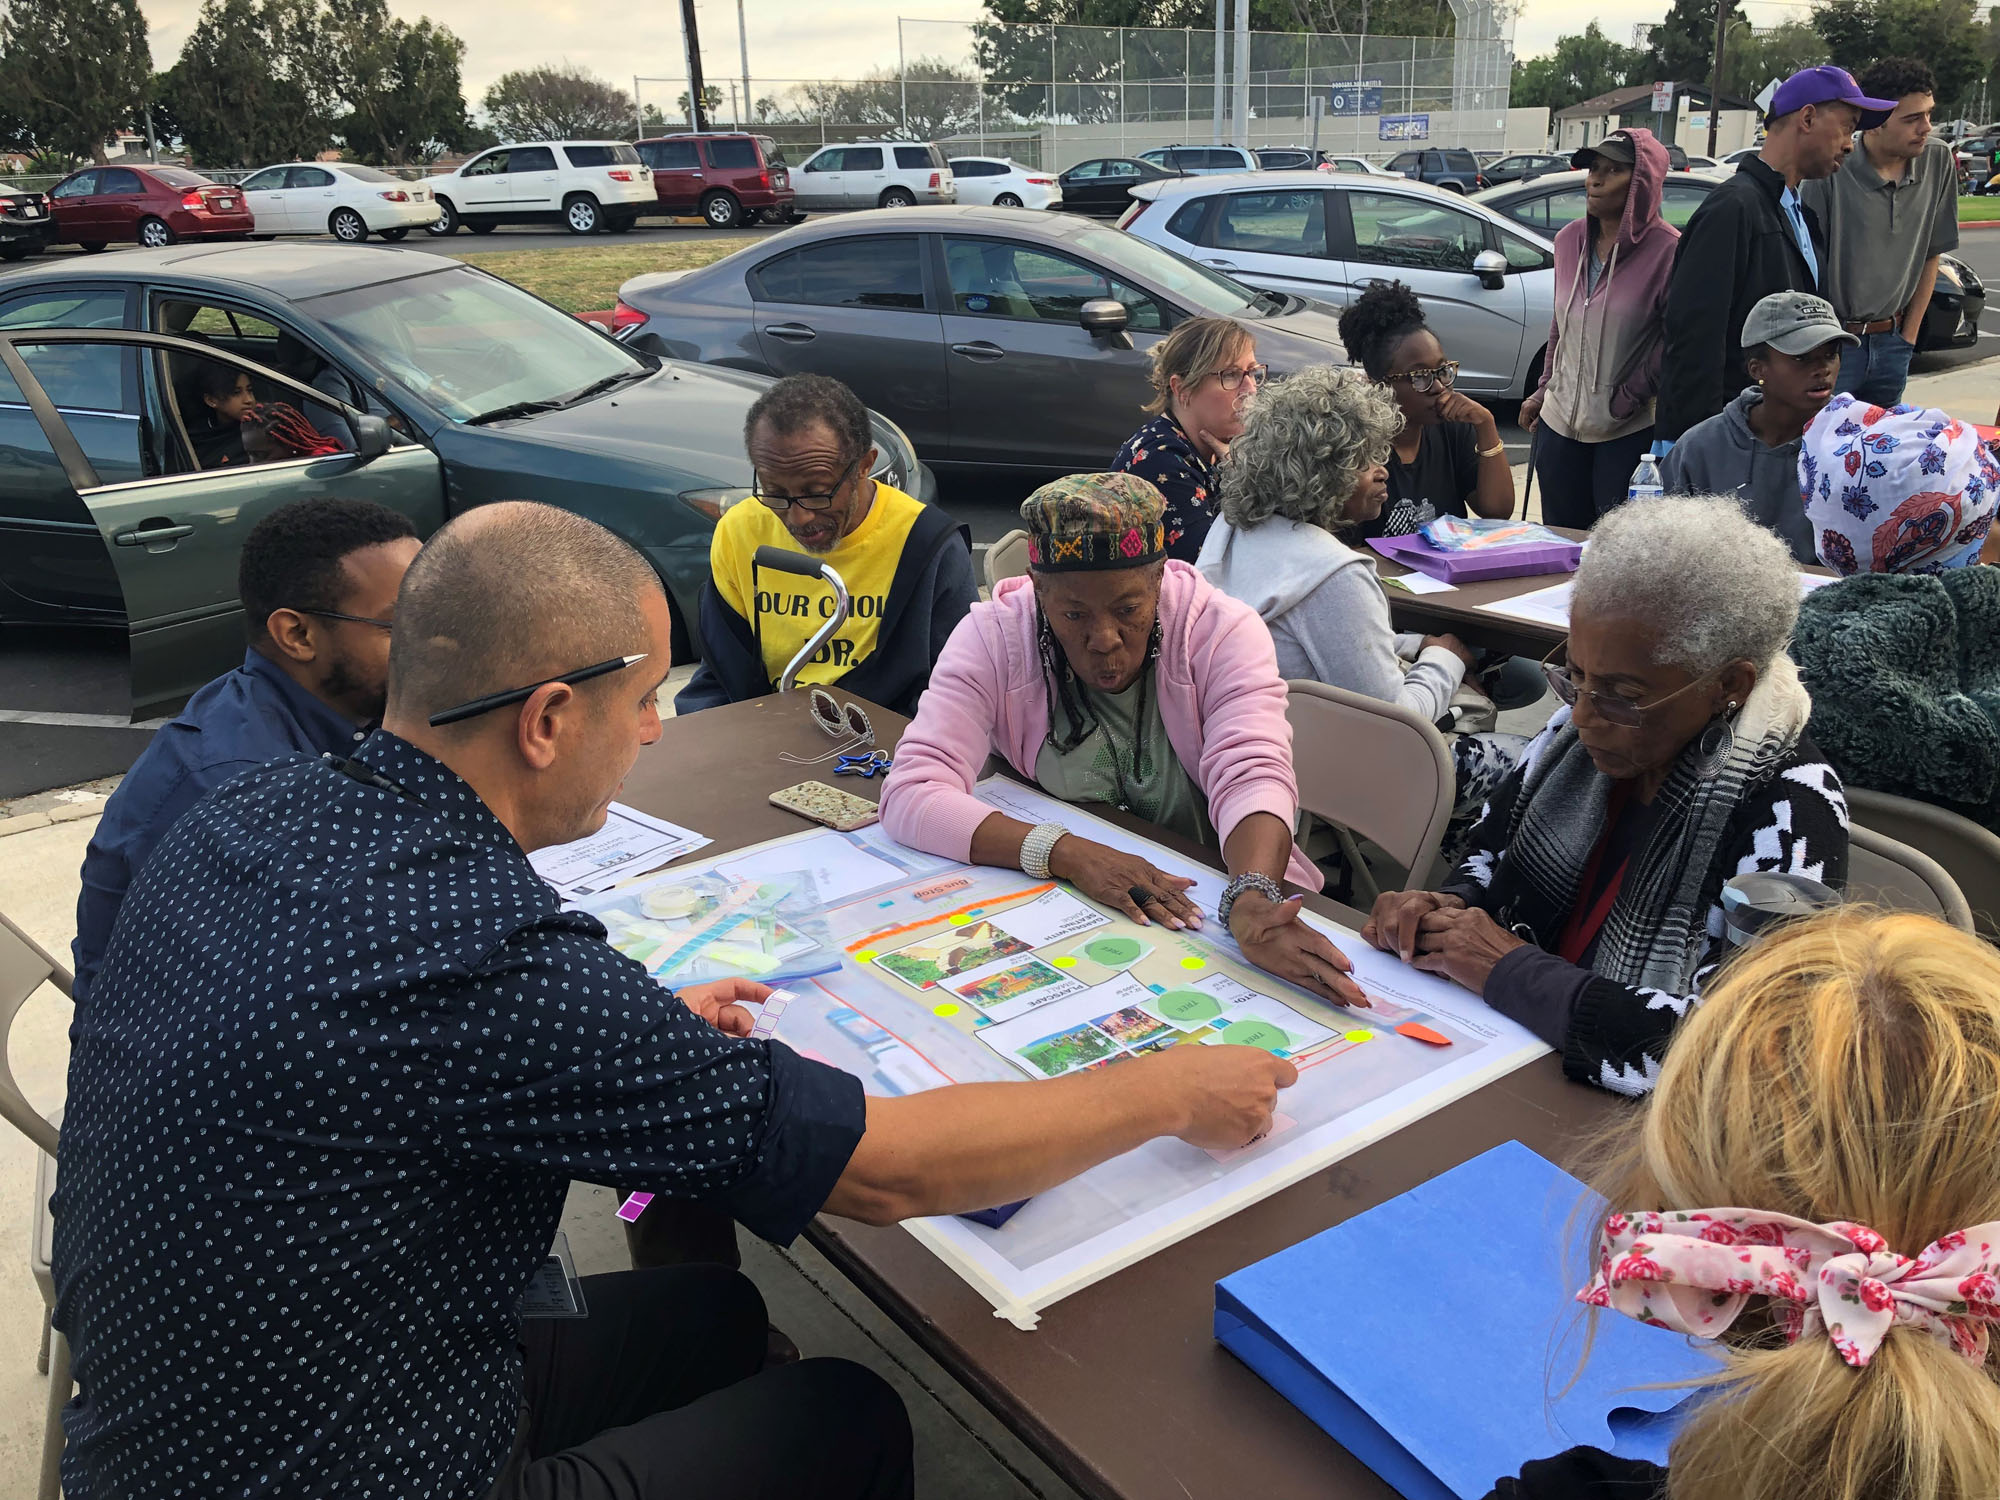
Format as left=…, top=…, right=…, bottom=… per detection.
left=674, top=86, right=724, bottom=125
left=484, top=63, right=634, bottom=143
left=767, top=60, right=980, bottom=139
left=1509, top=22, right=1647, bottom=115
left=0, top=0, right=153, bottom=163
left=1719, top=19, right=1825, bottom=99
left=1811, top=0, right=1986, bottom=110
left=1647, top=0, right=1742, bottom=84
left=324, top=0, right=472, bottom=164
left=159, top=0, right=339, bottom=166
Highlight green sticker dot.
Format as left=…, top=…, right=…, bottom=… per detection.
left=1343, top=1029, right=1373, bottom=1043
left=932, top=1001, right=961, bottom=1018
left=1180, top=956, right=1206, bottom=971
left=1156, top=989, right=1223, bottom=1023
left=1049, top=955, right=1078, bottom=968
left=856, top=949, right=878, bottom=963
left=1084, top=936, right=1142, bottom=966
left=1217, top=1018, right=1293, bottom=1054
left=947, top=913, right=972, bottom=926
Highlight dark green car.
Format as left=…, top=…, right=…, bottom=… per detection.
left=0, top=243, right=932, bottom=716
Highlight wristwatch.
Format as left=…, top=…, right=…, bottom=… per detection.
left=1019, top=821, right=1070, bottom=880
left=1219, top=871, right=1285, bottom=929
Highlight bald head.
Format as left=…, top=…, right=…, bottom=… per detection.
left=386, top=502, right=662, bottom=732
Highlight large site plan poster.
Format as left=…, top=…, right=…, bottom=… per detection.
left=580, top=779, right=1549, bottom=1329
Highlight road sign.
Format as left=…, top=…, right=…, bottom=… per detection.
left=1755, top=77, right=1780, bottom=114
left=1379, top=113, right=1430, bottom=142
left=1328, top=82, right=1384, bottom=115
left=1650, top=81, right=1675, bottom=114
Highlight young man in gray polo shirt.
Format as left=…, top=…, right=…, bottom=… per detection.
left=1802, top=58, right=1958, bottom=406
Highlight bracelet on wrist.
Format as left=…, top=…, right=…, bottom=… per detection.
left=1019, top=821, right=1069, bottom=880
left=1218, top=871, right=1285, bottom=929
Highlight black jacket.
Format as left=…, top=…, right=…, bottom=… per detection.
left=1656, top=156, right=1825, bottom=440
left=675, top=504, right=978, bottom=718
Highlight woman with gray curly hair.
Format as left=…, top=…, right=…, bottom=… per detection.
left=1365, top=496, right=1850, bottom=1097
left=1199, top=365, right=1527, bottom=830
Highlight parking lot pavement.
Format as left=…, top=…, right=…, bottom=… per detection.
left=0, top=626, right=157, bottom=803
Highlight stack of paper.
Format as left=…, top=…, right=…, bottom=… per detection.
left=529, top=802, right=711, bottom=899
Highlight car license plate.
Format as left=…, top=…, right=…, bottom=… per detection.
left=774, top=172, right=788, bottom=187
left=21, top=204, right=39, bottom=217
left=216, top=197, right=236, bottom=209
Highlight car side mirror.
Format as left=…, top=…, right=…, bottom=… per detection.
left=1080, top=297, right=1131, bottom=348
left=351, top=413, right=392, bottom=461
left=1472, top=249, right=1508, bottom=291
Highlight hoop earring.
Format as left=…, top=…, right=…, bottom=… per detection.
left=1693, top=701, right=1740, bottom=780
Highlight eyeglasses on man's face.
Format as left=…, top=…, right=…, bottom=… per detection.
left=1386, top=361, right=1460, bottom=394
left=753, top=454, right=861, bottom=513
left=303, top=609, right=393, bottom=631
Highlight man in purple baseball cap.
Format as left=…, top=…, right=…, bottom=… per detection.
left=1656, top=65, right=1895, bottom=444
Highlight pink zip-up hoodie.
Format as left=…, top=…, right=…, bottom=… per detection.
left=881, top=561, right=1322, bottom=890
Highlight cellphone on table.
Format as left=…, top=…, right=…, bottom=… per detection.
left=769, top=779, right=880, bottom=831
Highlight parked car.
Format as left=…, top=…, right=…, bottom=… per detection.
left=612, top=204, right=1354, bottom=476
left=427, top=142, right=653, bottom=236
left=1122, top=172, right=1551, bottom=397
left=1382, top=147, right=1484, bottom=193
left=635, top=133, right=798, bottom=227
left=1317, top=155, right=1395, bottom=176
left=1717, top=146, right=1761, bottom=170
left=0, top=182, right=52, bottom=261
left=1681, top=153, right=1720, bottom=173
left=791, top=142, right=956, bottom=210
left=1474, top=167, right=1984, bottom=354
left=47, top=166, right=253, bottom=250
left=235, top=162, right=439, bottom=243
left=1479, top=152, right=1566, bottom=186
left=0, top=243, right=931, bottom=713
left=1050, top=156, right=1182, bottom=216
left=947, top=157, right=1062, bottom=210
left=1139, top=144, right=1260, bottom=175
left=1254, top=148, right=1394, bottom=175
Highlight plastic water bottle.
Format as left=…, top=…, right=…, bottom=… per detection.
left=1627, top=451, right=1664, bottom=505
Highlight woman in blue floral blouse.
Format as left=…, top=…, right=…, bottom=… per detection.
left=1112, top=316, right=1264, bottom=562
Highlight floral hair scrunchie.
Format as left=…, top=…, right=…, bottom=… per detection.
left=1799, top=394, right=1999, bottom=576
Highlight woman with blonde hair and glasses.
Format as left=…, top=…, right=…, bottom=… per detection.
left=1364, top=496, right=1848, bottom=1096
left=1489, top=907, right=2000, bottom=1499
left=1111, top=315, right=1264, bottom=561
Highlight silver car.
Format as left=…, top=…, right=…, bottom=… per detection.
left=614, top=205, right=1355, bottom=475
left=791, top=142, right=957, bottom=211
left=1121, top=171, right=1557, bottom=398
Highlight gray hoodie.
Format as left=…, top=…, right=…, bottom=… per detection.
left=1657, top=386, right=1815, bottom=564
left=1196, top=515, right=1466, bottom=720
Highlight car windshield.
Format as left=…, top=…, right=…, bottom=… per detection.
left=1066, top=223, right=1259, bottom=315
left=341, top=164, right=401, bottom=183
left=304, top=264, right=646, bottom=422
left=154, top=168, right=211, bottom=187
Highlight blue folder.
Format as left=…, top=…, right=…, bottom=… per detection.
left=1214, top=1141, right=1716, bottom=1500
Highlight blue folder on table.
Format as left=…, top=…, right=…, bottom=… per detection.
left=1214, top=1141, right=1716, bottom=1500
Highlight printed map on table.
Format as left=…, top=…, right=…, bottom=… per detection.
left=593, top=779, right=1549, bottom=1329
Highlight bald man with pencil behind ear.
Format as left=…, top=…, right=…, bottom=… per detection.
left=51, top=500, right=1294, bottom=1500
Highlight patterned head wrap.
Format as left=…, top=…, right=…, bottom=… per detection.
left=1799, top=395, right=1999, bottom=576
left=1021, top=472, right=1167, bottom=573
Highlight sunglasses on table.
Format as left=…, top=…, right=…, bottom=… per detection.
left=1539, top=641, right=1721, bottom=729
left=753, top=454, right=862, bottom=513
left=1203, top=363, right=1268, bottom=391
left=1385, top=361, right=1460, bottom=394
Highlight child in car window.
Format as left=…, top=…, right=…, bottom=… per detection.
left=191, top=365, right=345, bottom=469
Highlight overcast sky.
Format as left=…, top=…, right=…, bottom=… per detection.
left=134, top=0, right=1816, bottom=109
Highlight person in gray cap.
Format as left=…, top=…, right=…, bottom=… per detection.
left=1657, top=291, right=1856, bottom=563
left=1656, top=65, right=1892, bottom=442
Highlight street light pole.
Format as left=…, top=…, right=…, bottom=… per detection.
left=680, top=0, right=710, bottom=132
left=1705, top=1, right=1734, bottom=157
left=738, top=0, right=752, bottom=128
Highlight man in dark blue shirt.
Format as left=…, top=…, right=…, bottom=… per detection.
left=53, top=501, right=1292, bottom=1499
left=70, top=496, right=420, bottom=1004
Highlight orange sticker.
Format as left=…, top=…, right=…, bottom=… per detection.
left=1395, top=1021, right=1453, bottom=1047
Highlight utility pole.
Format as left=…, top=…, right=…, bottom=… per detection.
left=1705, top=0, right=1728, bottom=157
left=633, top=76, right=644, bottom=138
left=1232, top=0, right=1250, bottom=150
left=680, top=0, right=711, bottom=132
left=1213, top=0, right=1225, bottom=144
left=738, top=0, right=752, bottom=129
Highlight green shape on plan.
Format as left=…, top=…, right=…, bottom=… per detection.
left=1085, top=936, right=1143, bottom=967
left=1156, top=989, right=1222, bottom=1023
left=1217, top=1018, right=1293, bottom=1054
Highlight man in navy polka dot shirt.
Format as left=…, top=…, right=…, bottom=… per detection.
left=52, top=502, right=1294, bottom=1499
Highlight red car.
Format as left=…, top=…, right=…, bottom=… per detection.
left=634, top=133, right=800, bottom=228
left=47, top=165, right=254, bottom=251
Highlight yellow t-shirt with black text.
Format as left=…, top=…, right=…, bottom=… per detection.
left=711, top=483, right=925, bottom=690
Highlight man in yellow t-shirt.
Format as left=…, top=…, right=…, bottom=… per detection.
left=677, top=374, right=977, bottom=717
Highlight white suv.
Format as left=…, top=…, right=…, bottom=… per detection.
left=428, top=141, right=654, bottom=236
left=791, top=142, right=957, bottom=211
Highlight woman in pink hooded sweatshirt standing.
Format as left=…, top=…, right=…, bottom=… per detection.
left=1520, top=127, right=1679, bottom=527
left=881, top=472, right=1367, bottom=1010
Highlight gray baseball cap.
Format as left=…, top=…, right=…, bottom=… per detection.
left=1740, top=291, right=1859, bottom=355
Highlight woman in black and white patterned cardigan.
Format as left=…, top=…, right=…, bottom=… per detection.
left=1363, top=495, right=1849, bottom=1097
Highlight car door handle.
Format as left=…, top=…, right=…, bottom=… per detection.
left=1201, top=258, right=1240, bottom=270
left=114, top=521, right=194, bottom=546
left=951, top=341, right=1005, bottom=361
left=766, top=323, right=818, bottom=342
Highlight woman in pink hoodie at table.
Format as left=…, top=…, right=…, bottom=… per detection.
left=881, top=472, right=1366, bottom=1009
left=1519, top=127, right=1679, bottom=528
